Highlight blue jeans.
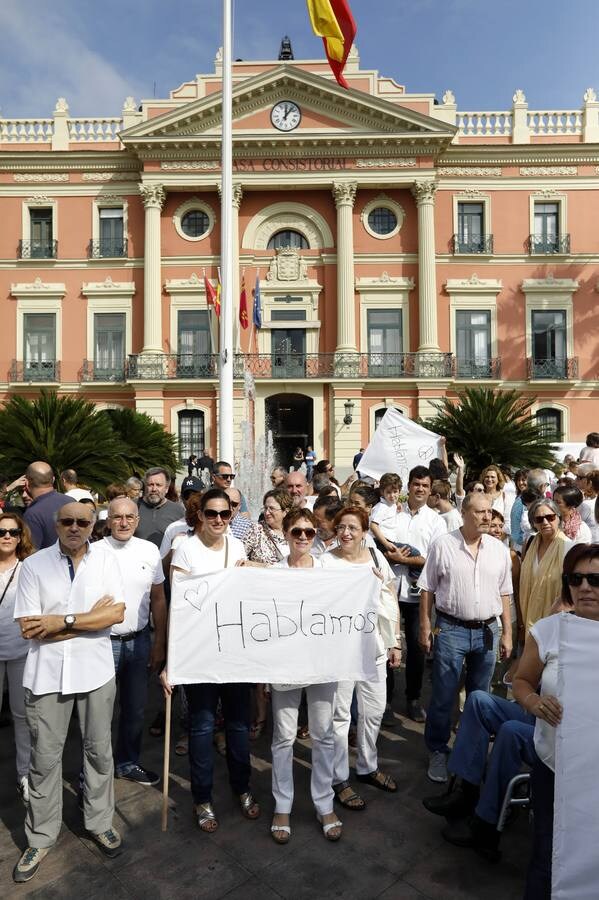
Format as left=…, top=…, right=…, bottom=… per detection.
left=184, top=683, right=251, bottom=804
left=111, top=626, right=151, bottom=775
left=448, top=690, right=535, bottom=824
left=425, top=614, right=498, bottom=755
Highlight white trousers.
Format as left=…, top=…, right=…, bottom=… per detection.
left=333, top=659, right=386, bottom=782
left=271, top=682, right=336, bottom=816
left=0, top=655, right=30, bottom=779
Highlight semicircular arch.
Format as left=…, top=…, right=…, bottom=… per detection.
left=242, top=202, right=334, bottom=251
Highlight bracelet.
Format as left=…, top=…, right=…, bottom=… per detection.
left=522, top=691, right=537, bottom=710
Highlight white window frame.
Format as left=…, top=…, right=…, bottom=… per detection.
left=91, top=198, right=128, bottom=258
left=165, top=275, right=218, bottom=354
left=255, top=284, right=322, bottom=355
left=369, top=401, right=406, bottom=438
left=452, top=194, right=492, bottom=255
left=529, top=194, right=568, bottom=252
left=357, top=276, right=414, bottom=354
left=522, top=277, right=577, bottom=360
left=11, top=279, right=65, bottom=363
left=81, top=279, right=135, bottom=363
left=21, top=197, right=58, bottom=253
left=173, top=197, right=215, bottom=243
left=531, top=401, right=569, bottom=440
left=361, top=195, right=405, bottom=241
left=445, top=277, right=502, bottom=364
left=170, top=401, right=213, bottom=459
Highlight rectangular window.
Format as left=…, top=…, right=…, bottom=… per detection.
left=531, top=309, right=567, bottom=377
left=271, top=328, right=306, bottom=378
left=177, top=310, right=212, bottom=376
left=367, top=309, right=403, bottom=375
left=98, top=208, right=125, bottom=257
left=94, top=313, right=125, bottom=380
left=29, top=208, right=53, bottom=258
left=456, top=310, right=491, bottom=377
left=24, top=313, right=56, bottom=381
left=533, top=202, right=560, bottom=253
left=457, top=202, right=484, bottom=253
left=178, top=411, right=205, bottom=461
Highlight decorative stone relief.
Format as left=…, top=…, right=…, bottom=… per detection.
left=54, top=97, right=69, bottom=113
left=161, top=161, right=219, bottom=170
left=457, top=189, right=485, bottom=197
left=411, top=181, right=437, bottom=203
left=82, top=172, right=139, bottom=181
left=512, top=90, right=527, bottom=104
left=332, top=181, right=358, bottom=207
left=11, top=277, right=66, bottom=295
left=26, top=194, right=54, bottom=204
left=520, top=166, right=577, bottom=176
left=139, top=183, right=165, bottom=209
left=82, top=277, right=135, bottom=294
left=265, top=248, right=308, bottom=282
left=253, top=211, right=325, bottom=250
left=445, top=275, right=502, bottom=292
left=232, top=184, right=243, bottom=209
left=13, top=173, right=69, bottom=182
left=122, top=96, right=137, bottom=112
left=584, top=88, right=597, bottom=103
left=356, top=158, right=416, bottom=168
left=437, top=167, right=502, bottom=176
left=442, top=90, right=456, bottom=105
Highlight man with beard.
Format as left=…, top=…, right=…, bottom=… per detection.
left=135, top=468, right=183, bottom=549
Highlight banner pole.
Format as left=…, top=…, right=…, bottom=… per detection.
left=161, top=691, right=172, bottom=832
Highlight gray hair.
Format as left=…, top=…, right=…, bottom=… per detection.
left=126, top=476, right=143, bottom=490
left=143, top=467, right=171, bottom=485
left=461, top=491, right=492, bottom=514
left=527, top=468, right=549, bottom=493
left=53, top=504, right=97, bottom=525
left=528, top=497, right=561, bottom=532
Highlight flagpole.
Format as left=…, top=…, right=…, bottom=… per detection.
left=218, top=0, right=234, bottom=462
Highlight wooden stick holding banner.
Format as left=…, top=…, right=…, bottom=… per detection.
left=161, top=691, right=172, bottom=832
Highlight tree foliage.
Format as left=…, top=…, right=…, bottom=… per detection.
left=0, top=391, right=179, bottom=491
left=426, top=387, right=557, bottom=474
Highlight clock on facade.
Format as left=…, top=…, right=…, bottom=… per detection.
left=271, top=101, right=302, bottom=131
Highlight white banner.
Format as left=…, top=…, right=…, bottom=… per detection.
left=358, top=408, right=442, bottom=483
left=553, top=614, right=599, bottom=899
left=166, top=567, right=380, bottom=685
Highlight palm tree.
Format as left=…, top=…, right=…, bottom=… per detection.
left=101, top=407, right=178, bottom=477
left=0, top=391, right=128, bottom=490
left=426, top=387, right=557, bottom=474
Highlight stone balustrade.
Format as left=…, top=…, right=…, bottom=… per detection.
left=0, top=118, right=54, bottom=143
left=68, top=117, right=124, bottom=142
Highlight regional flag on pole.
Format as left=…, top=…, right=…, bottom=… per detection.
left=204, top=273, right=218, bottom=313
left=252, top=273, right=262, bottom=329
left=306, top=0, right=357, bottom=89
left=239, top=273, right=249, bottom=330
left=215, top=271, right=222, bottom=318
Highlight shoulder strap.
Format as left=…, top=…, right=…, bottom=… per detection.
left=0, top=562, right=19, bottom=607
left=224, top=536, right=229, bottom=569
left=368, top=546, right=380, bottom=568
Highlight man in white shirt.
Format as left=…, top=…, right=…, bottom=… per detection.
left=285, top=471, right=316, bottom=510
left=427, top=480, right=463, bottom=531
left=418, top=492, right=512, bottom=785
left=101, top=497, right=167, bottom=787
left=385, top=466, right=447, bottom=723
left=13, top=502, right=125, bottom=883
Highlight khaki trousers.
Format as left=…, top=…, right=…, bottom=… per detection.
left=24, top=677, right=116, bottom=847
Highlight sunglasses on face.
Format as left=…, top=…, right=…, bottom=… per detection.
left=0, top=527, right=21, bottom=537
left=217, top=473, right=235, bottom=480
left=289, top=526, right=316, bottom=539
left=534, top=513, right=557, bottom=524
left=58, top=517, right=93, bottom=528
left=202, top=508, right=232, bottom=521
left=229, top=501, right=240, bottom=509
left=565, top=572, right=599, bottom=588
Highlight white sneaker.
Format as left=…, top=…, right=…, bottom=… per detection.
left=17, top=775, right=29, bottom=805
left=427, top=751, right=448, bottom=783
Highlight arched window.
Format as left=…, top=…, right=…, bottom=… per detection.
left=536, top=407, right=562, bottom=440
left=267, top=229, right=309, bottom=250
left=374, top=407, right=387, bottom=430
left=178, top=410, right=205, bottom=462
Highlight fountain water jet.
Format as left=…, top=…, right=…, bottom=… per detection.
left=235, top=369, right=276, bottom=519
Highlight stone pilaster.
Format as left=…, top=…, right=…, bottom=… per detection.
left=332, top=181, right=358, bottom=354
left=411, top=180, right=440, bottom=352
left=140, top=183, right=165, bottom=354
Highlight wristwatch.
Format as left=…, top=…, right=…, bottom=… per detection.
left=64, top=614, right=76, bottom=631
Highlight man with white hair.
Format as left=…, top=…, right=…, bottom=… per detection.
left=285, top=471, right=315, bottom=510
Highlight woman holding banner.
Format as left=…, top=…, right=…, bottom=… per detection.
left=162, top=488, right=260, bottom=834
left=269, top=507, right=342, bottom=844
left=321, top=506, right=401, bottom=811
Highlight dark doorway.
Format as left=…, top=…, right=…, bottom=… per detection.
left=265, top=393, right=313, bottom=470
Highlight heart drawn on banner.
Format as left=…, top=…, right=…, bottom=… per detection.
left=183, top=580, right=210, bottom=615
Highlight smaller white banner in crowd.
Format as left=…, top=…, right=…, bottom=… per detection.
left=167, top=567, right=380, bottom=685
left=358, top=408, right=442, bottom=483
left=552, top=614, right=599, bottom=899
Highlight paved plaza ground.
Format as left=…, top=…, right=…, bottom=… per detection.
left=0, top=673, right=530, bottom=899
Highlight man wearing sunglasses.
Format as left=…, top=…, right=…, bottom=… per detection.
left=12, top=502, right=126, bottom=883
left=226, top=487, right=252, bottom=540
left=22, top=461, right=72, bottom=551
left=211, top=461, right=249, bottom=516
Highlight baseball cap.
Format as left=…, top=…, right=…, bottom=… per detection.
left=181, top=476, right=204, bottom=497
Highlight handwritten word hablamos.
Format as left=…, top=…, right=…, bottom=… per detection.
left=214, top=599, right=377, bottom=652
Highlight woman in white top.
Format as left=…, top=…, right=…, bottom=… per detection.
left=161, top=489, right=259, bottom=834
left=513, top=543, right=599, bottom=900
left=321, top=506, right=401, bottom=811
left=269, top=508, right=342, bottom=844
left=0, top=511, right=34, bottom=802
left=480, top=464, right=513, bottom=530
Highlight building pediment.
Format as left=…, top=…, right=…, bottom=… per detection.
left=121, top=65, right=455, bottom=151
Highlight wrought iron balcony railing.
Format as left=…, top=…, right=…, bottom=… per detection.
left=18, top=239, right=58, bottom=259
left=127, top=353, right=218, bottom=380
left=527, top=357, right=579, bottom=380
left=451, top=234, right=494, bottom=254
left=81, top=360, right=126, bottom=382
left=527, top=234, right=570, bottom=254
left=87, top=238, right=128, bottom=259
left=10, top=360, right=60, bottom=382
left=454, top=357, right=502, bottom=379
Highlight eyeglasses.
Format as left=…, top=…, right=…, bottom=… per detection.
left=534, top=513, right=557, bottom=524
left=565, top=572, right=599, bottom=588
left=473, top=487, right=484, bottom=492
left=57, top=517, right=93, bottom=528
left=202, top=508, right=232, bottom=521
left=289, top=527, right=316, bottom=539
left=264, top=505, right=282, bottom=513
left=335, top=524, right=361, bottom=534
left=216, top=473, right=235, bottom=480
left=0, top=527, right=21, bottom=537
left=108, top=514, right=138, bottom=523
left=229, top=501, right=240, bottom=509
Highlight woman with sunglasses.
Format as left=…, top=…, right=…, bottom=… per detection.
left=163, top=489, right=260, bottom=833
left=519, top=498, right=570, bottom=634
left=269, top=508, right=342, bottom=843
left=513, top=543, right=599, bottom=899
left=321, top=506, right=400, bottom=812
left=0, top=512, right=35, bottom=803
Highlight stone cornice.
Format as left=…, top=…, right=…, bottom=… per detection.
left=82, top=276, right=136, bottom=298
left=439, top=146, right=599, bottom=166
left=445, top=274, right=502, bottom=294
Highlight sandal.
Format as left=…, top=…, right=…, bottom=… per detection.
left=270, top=814, right=291, bottom=844
left=356, top=770, right=398, bottom=793
left=195, top=802, right=218, bottom=833
left=175, top=733, right=188, bottom=756
left=239, top=791, right=261, bottom=820
left=249, top=719, right=266, bottom=741
left=317, top=813, right=343, bottom=842
left=213, top=731, right=226, bottom=757
left=332, top=780, right=366, bottom=811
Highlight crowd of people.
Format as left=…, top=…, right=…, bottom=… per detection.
left=1, top=440, right=598, bottom=896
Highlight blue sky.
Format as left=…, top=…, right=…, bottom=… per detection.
left=1, top=0, right=597, bottom=117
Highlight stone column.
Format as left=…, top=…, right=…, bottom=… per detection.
left=411, top=180, right=440, bottom=353
left=139, top=183, right=165, bottom=354
left=332, top=181, right=358, bottom=354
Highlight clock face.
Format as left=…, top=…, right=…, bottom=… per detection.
left=271, top=101, right=301, bottom=132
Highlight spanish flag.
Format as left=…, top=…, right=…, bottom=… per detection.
left=306, top=0, right=356, bottom=89
left=215, top=272, right=221, bottom=318
left=239, top=274, right=249, bottom=330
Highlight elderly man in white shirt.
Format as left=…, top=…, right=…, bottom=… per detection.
left=12, top=502, right=125, bottom=884
left=418, top=492, right=513, bottom=785
left=285, top=471, right=316, bottom=511
left=385, top=466, right=447, bottom=723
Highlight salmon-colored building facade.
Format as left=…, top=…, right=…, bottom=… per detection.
left=2, top=44, right=599, bottom=468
